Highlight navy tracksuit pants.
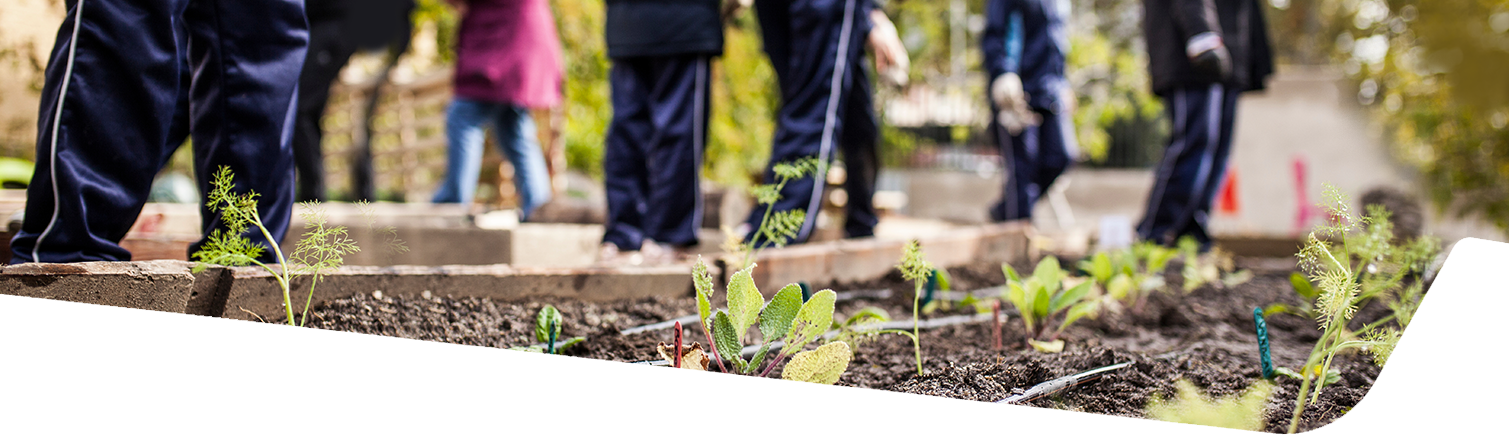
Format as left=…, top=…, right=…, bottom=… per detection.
left=990, top=107, right=1077, bottom=222
left=602, top=55, right=712, bottom=250
left=747, top=0, right=880, bottom=244
left=11, top=0, right=307, bottom=264
left=1138, top=83, right=1241, bottom=249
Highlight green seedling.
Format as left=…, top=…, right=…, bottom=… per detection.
left=1178, top=239, right=1252, bottom=292
left=1284, top=185, right=1439, bottom=433
left=827, top=306, right=895, bottom=351
left=510, top=305, right=586, bottom=354
left=200, top=348, right=268, bottom=435
left=897, top=240, right=932, bottom=375
left=920, top=269, right=955, bottom=314
left=193, top=166, right=403, bottom=327
left=728, top=157, right=820, bottom=267
left=692, top=259, right=853, bottom=384
left=0, top=398, right=13, bottom=435
left=1079, top=242, right=1177, bottom=313
left=1146, top=379, right=1274, bottom=431
left=1003, top=256, right=1099, bottom=351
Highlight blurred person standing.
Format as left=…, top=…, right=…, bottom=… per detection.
left=10, top=0, right=307, bottom=263
left=292, top=0, right=415, bottom=202
left=432, top=0, right=559, bottom=221
left=743, top=0, right=908, bottom=246
left=596, top=0, right=726, bottom=264
left=981, top=0, right=1077, bottom=223
left=1138, top=0, right=1273, bottom=250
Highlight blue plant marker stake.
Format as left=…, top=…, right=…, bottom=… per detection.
left=921, top=269, right=939, bottom=307
left=1253, top=307, right=1274, bottom=379
left=549, top=317, right=561, bottom=376
left=799, top=282, right=812, bottom=302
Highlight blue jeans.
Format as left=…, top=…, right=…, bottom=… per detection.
left=433, top=98, right=552, bottom=221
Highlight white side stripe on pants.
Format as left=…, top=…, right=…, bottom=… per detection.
left=33, top=0, right=87, bottom=262
left=797, top=0, right=858, bottom=242
left=690, top=57, right=708, bottom=233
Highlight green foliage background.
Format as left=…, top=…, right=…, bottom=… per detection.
left=1279, top=0, right=1509, bottom=233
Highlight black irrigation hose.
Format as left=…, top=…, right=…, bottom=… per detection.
left=0, top=341, right=576, bottom=395
left=617, top=289, right=896, bottom=335
left=881, top=359, right=1134, bottom=435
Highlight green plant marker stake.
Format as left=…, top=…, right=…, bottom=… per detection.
left=1253, top=307, right=1274, bottom=379
left=921, top=270, right=938, bottom=307
left=549, top=317, right=561, bottom=376
left=799, top=282, right=812, bottom=302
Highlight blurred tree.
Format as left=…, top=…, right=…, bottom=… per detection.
left=1317, top=0, right=1509, bottom=234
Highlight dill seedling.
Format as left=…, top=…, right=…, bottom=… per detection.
left=192, top=166, right=402, bottom=327
left=1283, top=185, right=1439, bottom=433
left=896, top=240, right=931, bottom=375
left=730, top=157, right=819, bottom=267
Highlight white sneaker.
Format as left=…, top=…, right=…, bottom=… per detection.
left=598, top=242, right=645, bottom=266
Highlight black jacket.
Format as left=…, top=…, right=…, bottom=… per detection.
left=1142, top=0, right=1274, bottom=96
left=605, top=0, right=724, bottom=59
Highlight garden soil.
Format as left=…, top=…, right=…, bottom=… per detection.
left=300, top=257, right=1389, bottom=433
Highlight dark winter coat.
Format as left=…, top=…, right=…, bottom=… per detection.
left=605, top=0, right=724, bottom=59
left=1142, top=0, right=1275, bottom=96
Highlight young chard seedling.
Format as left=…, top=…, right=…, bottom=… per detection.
left=1003, top=257, right=1099, bottom=352
left=692, top=259, right=853, bottom=384
left=510, top=305, right=585, bottom=354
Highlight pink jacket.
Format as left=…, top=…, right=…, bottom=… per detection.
left=452, top=0, right=563, bottom=108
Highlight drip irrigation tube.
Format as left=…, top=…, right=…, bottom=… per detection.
left=262, top=312, right=989, bottom=431
left=881, top=359, right=1134, bottom=435
left=0, top=341, right=576, bottom=395
left=617, top=289, right=896, bottom=335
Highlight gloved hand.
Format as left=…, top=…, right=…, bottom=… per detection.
left=991, top=73, right=1040, bottom=135
left=868, top=10, right=909, bottom=87
left=1186, top=32, right=1232, bottom=80
left=722, top=0, right=753, bottom=23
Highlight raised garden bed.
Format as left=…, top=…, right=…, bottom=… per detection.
left=296, top=257, right=1381, bottom=433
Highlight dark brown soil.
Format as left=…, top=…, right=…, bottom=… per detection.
left=0, top=258, right=1436, bottom=435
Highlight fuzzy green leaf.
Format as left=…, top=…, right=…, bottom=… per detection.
left=781, top=341, right=852, bottom=384
left=718, top=386, right=742, bottom=416
left=1289, top=272, right=1318, bottom=300
left=1058, top=301, right=1100, bottom=332
left=748, top=342, right=773, bottom=374
left=494, top=344, right=543, bottom=379
left=760, top=284, right=803, bottom=340
left=0, top=398, right=13, bottom=435
left=663, top=386, right=727, bottom=422
left=725, top=264, right=763, bottom=341
left=304, top=359, right=377, bottom=435
left=712, top=311, right=747, bottom=371
left=693, top=259, right=715, bottom=328
left=784, top=289, right=837, bottom=351
left=202, top=348, right=267, bottom=435
left=374, top=362, right=428, bottom=435
left=1051, top=281, right=1094, bottom=314
left=535, top=305, right=563, bottom=343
